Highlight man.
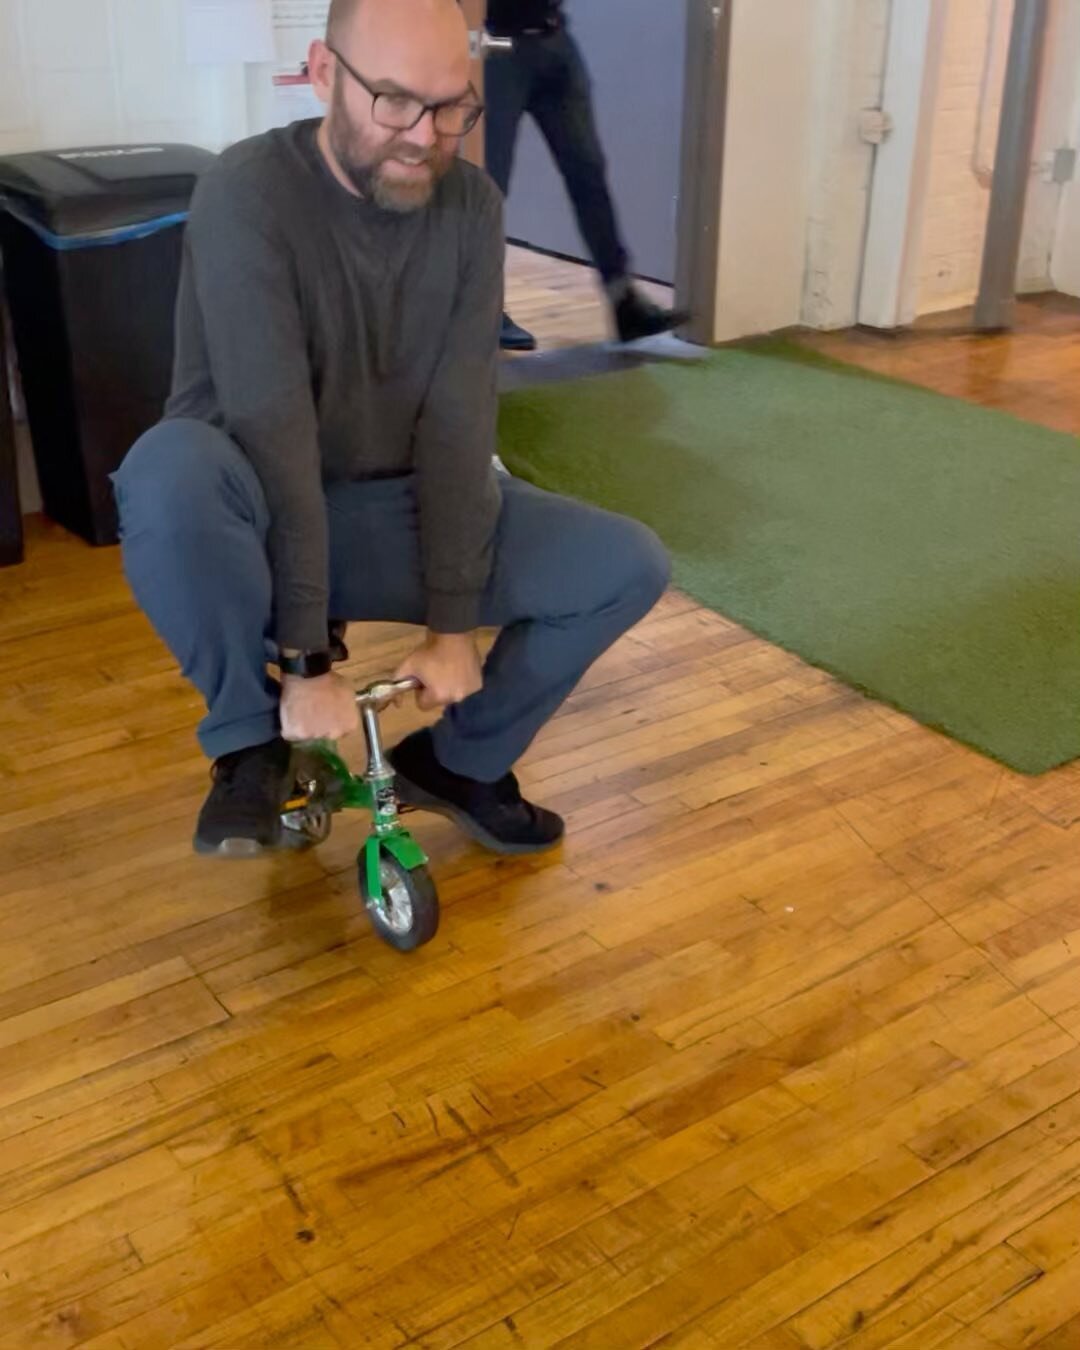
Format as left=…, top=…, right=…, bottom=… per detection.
left=484, top=0, right=686, bottom=352
left=113, top=0, right=669, bottom=859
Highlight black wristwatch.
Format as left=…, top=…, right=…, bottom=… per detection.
left=278, top=649, right=333, bottom=679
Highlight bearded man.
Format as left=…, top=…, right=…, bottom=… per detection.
left=113, top=0, right=669, bottom=858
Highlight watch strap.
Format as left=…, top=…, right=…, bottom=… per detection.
left=278, top=649, right=333, bottom=679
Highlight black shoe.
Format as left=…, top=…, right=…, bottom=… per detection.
left=614, top=290, right=690, bottom=344
left=194, top=737, right=293, bottom=857
left=389, top=729, right=564, bottom=856
left=500, top=312, right=538, bottom=352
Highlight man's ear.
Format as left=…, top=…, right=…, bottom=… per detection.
left=307, top=38, right=335, bottom=107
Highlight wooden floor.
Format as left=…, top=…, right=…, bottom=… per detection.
left=798, top=292, right=1080, bottom=438
left=1, top=255, right=1079, bottom=1349
left=503, top=245, right=675, bottom=351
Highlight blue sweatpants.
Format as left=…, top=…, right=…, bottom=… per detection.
left=112, top=418, right=670, bottom=781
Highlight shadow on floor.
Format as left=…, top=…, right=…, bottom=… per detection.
left=498, top=333, right=708, bottom=394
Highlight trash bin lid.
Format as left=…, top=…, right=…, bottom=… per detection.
left=0, top=143, right=217, bottom=242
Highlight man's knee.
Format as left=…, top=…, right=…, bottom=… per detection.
left=113, top=419, right=262, bottom=535
left=613, top=515, right=671, bottom=611
left=576, top=509, right=669, bottom=617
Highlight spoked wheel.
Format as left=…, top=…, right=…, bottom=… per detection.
left=359, top=854, right=440, bottom=952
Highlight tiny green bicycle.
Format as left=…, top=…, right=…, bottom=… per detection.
left=279, top=675, right=438, bottom=952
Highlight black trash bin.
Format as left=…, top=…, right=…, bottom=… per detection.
left=0, top=143, right=216, bottom=545
left=0, top=289, right=21, bottom=567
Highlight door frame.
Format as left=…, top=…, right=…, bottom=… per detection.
left=675, top=0, right=733, bottom=344
left=1048, top=0, right=1080, bottom=297
left=856, top=0, right=948, bottom=328
left=468, top=0, right=730, bottom=343
left=460, top=0, right=488, bottom=168
left=1051, top=122, right=1080, bottom=297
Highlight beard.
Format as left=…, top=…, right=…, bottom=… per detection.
left=328, top=77, right=453, bottom=212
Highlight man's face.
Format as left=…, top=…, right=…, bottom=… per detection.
left=327, top=70, right=455, bottom=212
left=319, top=4, right=474, bottom=213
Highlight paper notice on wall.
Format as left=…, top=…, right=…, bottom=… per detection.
left=270, top=67, right=325, bottom=127
left=272, top=0, right=330, bottom=63
left=184, top=0, right=275, bottom=64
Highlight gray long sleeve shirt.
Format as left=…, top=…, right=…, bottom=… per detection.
left=166, top=120, right=503, bottom=652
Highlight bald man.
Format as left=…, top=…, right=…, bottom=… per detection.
left=113, top=0, right=669, bottom=859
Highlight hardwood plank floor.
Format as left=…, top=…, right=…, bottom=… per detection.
left=796, top=292, right=1080, bottom=438
left=0, top=249, right=1077, bottom=1348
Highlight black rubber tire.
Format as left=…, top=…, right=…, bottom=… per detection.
left=359, top=854, right=440, bottom=952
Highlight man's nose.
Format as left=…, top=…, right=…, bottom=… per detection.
left=409, top=110, right=438, bottom=147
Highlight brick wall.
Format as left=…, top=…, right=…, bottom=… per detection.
left=802, top=0, right=890, bottom=329
left=0, top=0, right=248, bottom=157
left=916, top=0, right=1012, bottom=315
left=1020, top=0, right=1080, bottom=294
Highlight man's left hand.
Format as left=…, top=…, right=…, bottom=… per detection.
left=395, top=632, right=483, bottom=711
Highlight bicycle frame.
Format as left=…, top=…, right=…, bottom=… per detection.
left=291, top=677, right=428, bottom=906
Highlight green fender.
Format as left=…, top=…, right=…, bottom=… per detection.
left=362, top=830, right=428, bottom=904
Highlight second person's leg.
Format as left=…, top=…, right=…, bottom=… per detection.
left=530, top=31, right=690, bottom=343
left=484, top=43, right=540, bottom=352
left=529, top=30, right=628, bottom=287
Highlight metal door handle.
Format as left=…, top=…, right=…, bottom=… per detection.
left=469, top=30, right=514, bottom=58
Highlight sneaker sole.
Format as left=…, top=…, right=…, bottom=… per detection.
left=193, top=835, right=272, bottom=858
left=393, top=773, right=564, bottom=857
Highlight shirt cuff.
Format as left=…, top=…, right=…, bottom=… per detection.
left=426, top=590, right=481, bottom=634
left=274, top=606, right=329, bottom=655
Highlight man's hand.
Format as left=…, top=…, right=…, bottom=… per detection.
left=280, top=671, right=361, bottom=742
left=395, top=632, right=483, bottom=712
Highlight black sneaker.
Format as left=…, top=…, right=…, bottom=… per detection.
left=389, top=729, right=564, bottom=856
left=614, top=290, right=690, bottom=344
left=194, top=737, right=293, bottom=857
left=500, top=312, right=538, bottom=352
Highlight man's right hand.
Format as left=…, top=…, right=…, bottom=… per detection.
left=280, top=671, right=360, bottom=742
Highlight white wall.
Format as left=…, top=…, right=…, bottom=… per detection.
left=1050, top=66, right=1080, bottom=297
left=802, top=0, right=891, bottom=329
left=911, top=0, right=1080, bottom=313
left=1053, top=167, right=1080, bottom=298
left=713, top=0, right=821, bottom=340
left=915, top=0, right=1012, bottom=314
left=0, top=0, right=249, bottom=156
left=1024, top=0, right=1080, bottom=294
left=713, top=0, right=890, bottom=340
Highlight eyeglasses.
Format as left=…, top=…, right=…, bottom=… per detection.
left=327, top=46, right=484, bottom=136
